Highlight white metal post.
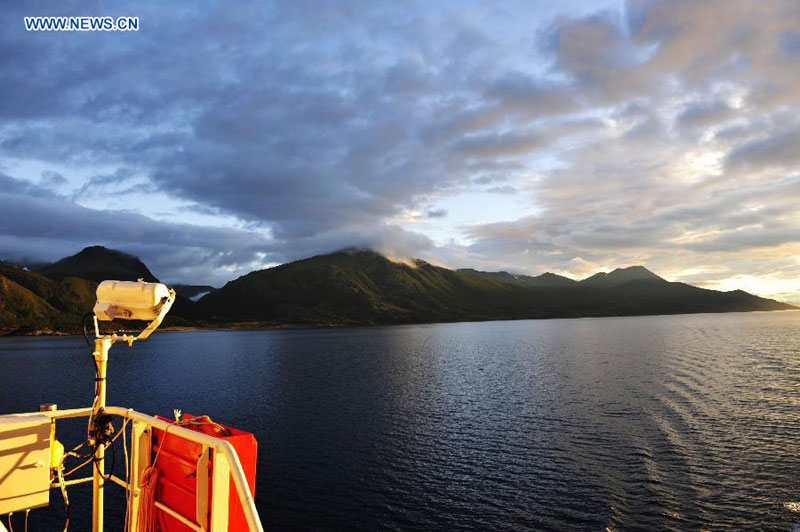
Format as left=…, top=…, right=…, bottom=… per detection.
left=127, top=421, right=150, bottom=532
left=92, top=337, right=111, bottom=532
left=196, top=446, right=210, bottom=531
left=210, top=450, right=230, bottom=531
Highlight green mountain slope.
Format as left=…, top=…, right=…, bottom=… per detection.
left=0, top=262, right=97, bottom=333
left=196, top=250, right=795, bottom=325
left=1, top=246, right=166, bottom=334
left=197, top=250, right=523, bottom=325
left=0, top=275, right=60, bottom=330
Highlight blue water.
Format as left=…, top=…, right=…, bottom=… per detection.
left=2, top=311, right=800, bottom=530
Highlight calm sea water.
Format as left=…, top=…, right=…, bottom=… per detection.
left=2, top=311, right=800, bottom=531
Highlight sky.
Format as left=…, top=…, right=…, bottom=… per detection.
left=1, top=1, right=799, bottom=304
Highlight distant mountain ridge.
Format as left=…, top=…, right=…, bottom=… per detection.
left=196, top=249, right=795, bottom=326
left=580, top=265, right=665, bottom=287
left=0, top=246, right=795, bottom=334
left=458, top=268, right=577, bottom=288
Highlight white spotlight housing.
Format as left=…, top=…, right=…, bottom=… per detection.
left=93, top=280, right=173, bottom=321
left=93, top=280, right=175, bottom=340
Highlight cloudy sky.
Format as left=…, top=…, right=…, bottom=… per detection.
left=1, top=1, right=799, bottom=303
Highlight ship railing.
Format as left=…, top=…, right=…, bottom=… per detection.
left=31, top=405, right=264, bottom=532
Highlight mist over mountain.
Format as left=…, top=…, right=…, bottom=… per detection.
left=0, top=246, right=794, bottom=335
left=172, top=285, right=217, bottom=300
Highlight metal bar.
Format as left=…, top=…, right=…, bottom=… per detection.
left=217, top=440, right=261, bottom=532
left=10, top=407, right=94, bottom=420
left=154, top=501, right=204, bottom=532
left=196, top=446, right=209, bottom=531
left=108, top=474, right=128, bottom=490
left=92, top=337, right=111, bottom=532
left=127, top=421, right=149, bottom=532
left=50, top=476, right=93, bottom=488
left=51, top=474, right=127, bottom=491
left=210, top=450, right=230, bottom=531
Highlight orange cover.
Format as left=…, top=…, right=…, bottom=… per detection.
left=151, top=414, right=258, bottom=531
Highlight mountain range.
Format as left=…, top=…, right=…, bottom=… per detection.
left=0, top=246, right=795, bottom=335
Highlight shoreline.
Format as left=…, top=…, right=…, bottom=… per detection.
left=3, top=307, right=798, bottom=338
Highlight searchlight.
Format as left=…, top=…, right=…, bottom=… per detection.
left=84, top=279, right=175, bottom=528
left=92, top=280, right=175, bottom=340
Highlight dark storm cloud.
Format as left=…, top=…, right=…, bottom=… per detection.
left=0, top=0, right=595, bottom=243
left=0, top=0, right=492, bottom=271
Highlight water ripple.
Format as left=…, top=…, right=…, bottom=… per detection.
left=1, top=311, right=799, bottom=530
